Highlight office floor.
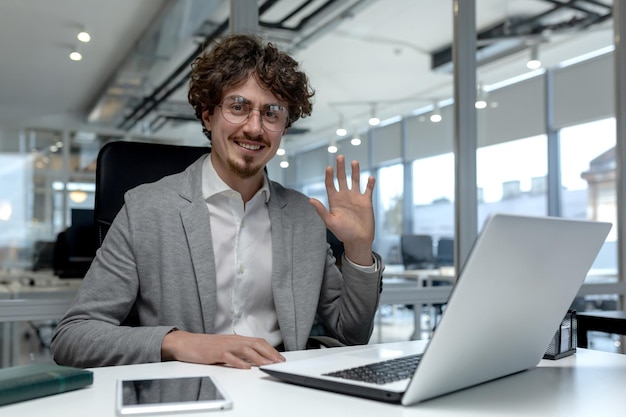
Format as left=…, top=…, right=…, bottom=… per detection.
left=10, top=307, right=623, bottom=366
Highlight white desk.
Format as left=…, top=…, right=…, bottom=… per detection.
left=2, top=347, right=625, bottom=417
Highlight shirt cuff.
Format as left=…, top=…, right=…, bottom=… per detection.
left=344, top=254, right=379, bottom=273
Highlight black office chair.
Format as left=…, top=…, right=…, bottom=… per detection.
left=95, top=141, right=210, bottom=247
left=94, top=140, right=343, bottom=349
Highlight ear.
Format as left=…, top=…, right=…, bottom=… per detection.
left=201, top=110, right=212, bottom=130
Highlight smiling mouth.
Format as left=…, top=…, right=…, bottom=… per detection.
left=236, top=141, right=263, bottom=151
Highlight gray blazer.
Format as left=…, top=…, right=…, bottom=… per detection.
left=50, top=156, right=383, bottom=368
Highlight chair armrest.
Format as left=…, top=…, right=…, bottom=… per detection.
left=306, top=335, right=346, bottom=349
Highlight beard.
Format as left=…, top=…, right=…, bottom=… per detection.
left=225, top=133, right=271, bottom=179
left=227, top=153, right=263, bottom=179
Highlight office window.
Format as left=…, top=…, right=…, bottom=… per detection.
left=375, top=164, right=403, bottom=264
left=411, top=153, right=455, bottom=240
left=477, top=135, right=548, bottom=225
left=560, top=118, right=616, bottom=226
left=560, top=117, right=617, bottom=278
left=0, top=154, right=34, bottom=269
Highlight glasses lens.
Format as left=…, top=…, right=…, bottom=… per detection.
left=260, top=104, right=288, bottom=131
left=220, top=97, right=288, bottom=132
left=220, top=97, right=248, bottom=124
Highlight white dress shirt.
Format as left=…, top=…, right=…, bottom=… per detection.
left=201, top=157, right=281, bottom=347
left=201, top=156, right=379, bottom=347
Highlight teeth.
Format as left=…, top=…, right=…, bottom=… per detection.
left=238, top=142, right=261, bottom=151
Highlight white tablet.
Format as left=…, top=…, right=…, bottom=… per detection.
left=116, top=375, right=233, bottom=415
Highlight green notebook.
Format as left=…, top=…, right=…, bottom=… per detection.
left=0, top=363, right=93, bottom=407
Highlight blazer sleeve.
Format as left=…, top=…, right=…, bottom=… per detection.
left=318, top=249, right=384, bottom=346
left=50, top=195, right=177, bottom=368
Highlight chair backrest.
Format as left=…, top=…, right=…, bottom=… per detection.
left=94, top=141, right=210, bottom=247
left=400, top=234, right=435, bottom=270
left=435, top=237, right=454, bottom=267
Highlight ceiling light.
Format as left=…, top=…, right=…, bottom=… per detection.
left=278, top=149, right=289, bottom=168
left=69, top=50, right=82, bottom=61
left=351, top=136, right=362, bottom=146
left=430, top=101, right=442, bottom=123
left=327, top=138, right=338, bottom=154
left=526, top=44, right=541, bottom=70
left=69, top=190, right=88, bottom=203
left=77, top=31, right=91, bottom=43
left=475, top=82, right=487, bottom=109
left=336, top=115, right=348, bottom=136
left=368, top=105, right=380, bottom=126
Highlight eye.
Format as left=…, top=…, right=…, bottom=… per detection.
left=263, top=105, right=283, bottom=121
left=229, top=102, right=248, bottom=114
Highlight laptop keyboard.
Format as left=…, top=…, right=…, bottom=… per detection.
left=323, top=353, right=422, bottom=385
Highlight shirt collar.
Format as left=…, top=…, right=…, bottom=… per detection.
left=202, top=155, right=270, bottom=203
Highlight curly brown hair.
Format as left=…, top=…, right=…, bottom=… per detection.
left=188, top=33, right=315, bottom=141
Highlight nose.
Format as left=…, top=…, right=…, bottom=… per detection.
left=242, top=109, right=264, bottom=135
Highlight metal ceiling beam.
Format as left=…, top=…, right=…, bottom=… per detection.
left=432, top=0, right=612, bottom=72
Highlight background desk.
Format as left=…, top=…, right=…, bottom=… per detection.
left=381, top=268, right=455, bottom=340
left=0, top=273, right=81, bottom=367
left=2, top=346, right=625, bottom=417
left=577, top=310, right=626, bottom=348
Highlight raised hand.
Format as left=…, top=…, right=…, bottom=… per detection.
left=309, top=155, right=376, bottom=266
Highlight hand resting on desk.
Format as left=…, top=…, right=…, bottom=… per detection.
left=161, top=330, right=286, bottom=369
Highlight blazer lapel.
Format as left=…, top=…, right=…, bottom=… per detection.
left=179, top=158, right=217, bottom=333
left=268, top=182, right=301, bottom=350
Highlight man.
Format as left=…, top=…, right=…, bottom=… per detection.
left=51, top=33, right=383, bottom=369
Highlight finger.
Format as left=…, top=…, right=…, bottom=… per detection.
left=351, top=160, right=361, bottom=191
left=221, top=351, right=253, bottom=369
left=335, top=155, right=348, bottom=189
left=240, top=343, right=285, bottom=367
left=364, top=175, right=376, bottom=198
left=310, top=198, right=330, bottom=224
left=324, top=165, right=337, bottom=195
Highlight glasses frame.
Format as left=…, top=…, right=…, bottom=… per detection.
left=216, top=96, right=289, bottom=132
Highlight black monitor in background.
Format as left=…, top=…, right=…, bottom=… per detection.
left=53, top=209, right=97, bottom=278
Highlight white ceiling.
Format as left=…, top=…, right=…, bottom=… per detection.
left=0, top=0, right=615, bottom=157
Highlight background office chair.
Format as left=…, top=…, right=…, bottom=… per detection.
left=95, top=140, right=344, bottom=349
left=400, top=234, right=435, bottom=270
left=400, top=234, right=449, bottom=328
left=435, top=237, right=454, bottom=268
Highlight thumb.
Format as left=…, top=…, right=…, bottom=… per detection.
left=309, top=198, right=330, bottom=224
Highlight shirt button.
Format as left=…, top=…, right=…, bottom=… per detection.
left=238, top=265, right=244, bottom=274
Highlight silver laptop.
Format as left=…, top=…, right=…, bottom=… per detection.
left=260, top=213, right=611, bottom=406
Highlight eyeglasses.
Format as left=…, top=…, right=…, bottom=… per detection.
left=216, top=95, right=289, bottom=132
